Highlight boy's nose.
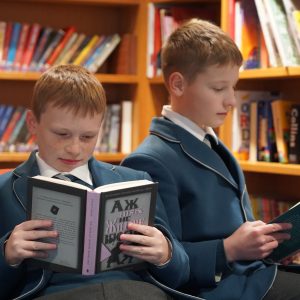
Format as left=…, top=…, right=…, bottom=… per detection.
left=225, top=90, right=237, bottom=109
left=65, top=139, right=81, bottom=156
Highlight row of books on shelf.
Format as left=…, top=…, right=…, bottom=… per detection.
left=0, top=21, right=123, bottom=73
left=250, top=194, right=294, bottom=222
left=230, top=0, right=300, bottom=69
left=232, top=90, right=300, bottom=164
left=0, top=101, right=132, bottom=154
left=147, top=2, right=220, bottom=77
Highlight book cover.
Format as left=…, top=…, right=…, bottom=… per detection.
left=27, top=176, right=157, bottom=275
left=289, top=104, right=300, bottom=163
left=240, top=0, right=261, bottom=69
left=266, top=202, right=300, bottom=262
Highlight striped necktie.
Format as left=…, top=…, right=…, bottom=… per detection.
left=53, top=173, right=93, bottom=189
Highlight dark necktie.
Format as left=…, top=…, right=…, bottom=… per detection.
left=203, top=134, right=217, bottom=149
left=53, top=173, right=93, bottom=189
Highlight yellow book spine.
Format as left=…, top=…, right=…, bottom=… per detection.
left=72, top=35, right=99, bottom=65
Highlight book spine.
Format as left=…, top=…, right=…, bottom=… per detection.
left=82, top=191, right=100, bottom=276
left=13, top=23, right=30, bottom=71
left=20, top=23, right=41, bottom=72
left=289, top=104, right=300, bottom=163
left=44, top=26, right=76, bottom=68
left=0, top=106, right=14, bottom=140
left=6, top=22, right=22, bottom=70
left=29, top=27, right=53, bottom=71
left=0, top=22, right=12, bottom=70
left=121, top=100, right=133, bottom=154
left=72, top=34, right=99, bottom=66
left=37, top=29, right=65, bottom=72
left=52, top=32, right=78, bottom=66
left=87, top=34, right=121, bottom=73
left=0, top=22, right=7, bottom=66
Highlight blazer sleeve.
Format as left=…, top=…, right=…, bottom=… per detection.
left=122, top=153, right=225, bottom=288
left=0, top=232, right=26, bottom=299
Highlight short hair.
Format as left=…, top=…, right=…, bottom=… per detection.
left=161, top=19, right=243, bottom=84
left=32, top=64, right=106, bottom=121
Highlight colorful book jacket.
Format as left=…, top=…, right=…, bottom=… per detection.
left=27, top=176, right=157, bottom=275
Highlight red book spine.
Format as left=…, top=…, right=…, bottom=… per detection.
left=20, top=23, right=41, bottom=71
left=45, top=26, right=76, bottom=67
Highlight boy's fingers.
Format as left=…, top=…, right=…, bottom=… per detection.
left=26, top=241, right=57, bottom=252
left=127, top=222, right=153, bottom=236
left=24, top=230, right=58, bottom=241
left=120, top=233, right=151, bottom=247
left=17, top=219, right=53, bottom=231
left=262, top=223, right=292, bottom=235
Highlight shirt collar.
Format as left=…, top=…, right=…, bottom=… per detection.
left=36, top=153, right=93, bottom=186
left=161, top=105, right=218, bottom=144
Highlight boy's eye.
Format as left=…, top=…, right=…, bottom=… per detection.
left=213, top=87, right=225, bottom=92
left=81, top=135, right=95, bottom=140
left=55, top=132, right=68, bottom=137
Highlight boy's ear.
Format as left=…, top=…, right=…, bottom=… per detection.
left=26, top=110, right=38, bottom=135
left=168, top=72, right=185, bottom=97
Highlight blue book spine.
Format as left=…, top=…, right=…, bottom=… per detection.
left=0, top=106, right=14, bottom=139
left=84, top=36, right=108, bottom=70
left=6, top=22, right=21, bottom=70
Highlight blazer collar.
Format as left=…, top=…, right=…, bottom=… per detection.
left=150, top=117, right=245, bottom=192
left=13, top=152, right=121, bottom=212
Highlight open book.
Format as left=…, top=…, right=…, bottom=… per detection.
left=27, top=176, right=157, bottom=275
left=266, top=202, right=300, bottom=262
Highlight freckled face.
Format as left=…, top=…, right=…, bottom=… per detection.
left=27, top=105, right=103, bottom=172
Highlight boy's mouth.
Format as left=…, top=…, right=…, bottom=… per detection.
left=59, top=158, right=82, bottom=165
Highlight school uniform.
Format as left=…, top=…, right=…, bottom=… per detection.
left=121, top=106, right=278, bottom=300
left=0, top=151, right=189, bottom=300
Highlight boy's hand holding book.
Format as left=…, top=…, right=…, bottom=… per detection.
left=120, top=222, right=171, bottom=266
left=4, top=219, right=58, bottom=266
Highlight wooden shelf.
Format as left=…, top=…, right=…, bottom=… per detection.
left=148, top=76, right=164, bottom=84
left=10, top=0, right=140, bottom=5
left=239, top=67, right=288, bottom=79
left=239, top=161, right=300, bottom=176
left=0, top=72, right=138, bottom=84
left=149, top=68, right=290, bottom=83
left=0, top=152, right=125, bottom=163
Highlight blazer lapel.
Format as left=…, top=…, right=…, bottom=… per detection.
left=13, top=151, right=40, bottom=212
left=89, top=157, right=122, bottom=187
left=151, top=118, right=239, bottom=190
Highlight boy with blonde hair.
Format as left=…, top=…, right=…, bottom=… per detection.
left=0, top=65, right=189, bottom=299
left=122, top=19, right=300, bottom=299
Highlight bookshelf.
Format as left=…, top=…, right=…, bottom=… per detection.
left=0, top=0, right=146, bottom=168
left=1, top=0, right=300, bottom=207
left=220, top=0, right=300, bottom=203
